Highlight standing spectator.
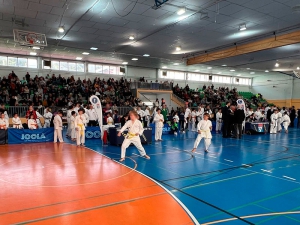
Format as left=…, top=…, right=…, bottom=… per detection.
left=234, top=105, right=245, bottom=139
left=221, top=102, right=231, bottom=138
left=161, top=104, right=168, bottom=123
left=290, top=106, right=296, bottom=127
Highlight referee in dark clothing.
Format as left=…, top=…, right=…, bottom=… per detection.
left=222, top=102, right=231, bottom=138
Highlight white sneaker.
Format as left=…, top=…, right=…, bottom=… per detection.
left=174, top=132, right=177, bottom=135
left=182, top=131, right=185, bottom=134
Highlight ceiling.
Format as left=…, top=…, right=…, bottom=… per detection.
left=0, top=0, right=300, bottom=78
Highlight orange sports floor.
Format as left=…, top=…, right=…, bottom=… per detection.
left=0, top=143, right=195, bottom=225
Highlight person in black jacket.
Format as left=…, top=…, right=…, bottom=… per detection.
left=234, top=105, right=246, bottom=139
left=221, top=102, right=231, bottom=138
left=290, top=106, right=296, bottom=127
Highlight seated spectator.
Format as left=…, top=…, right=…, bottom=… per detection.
left=12, top=113, right=23, bottom=129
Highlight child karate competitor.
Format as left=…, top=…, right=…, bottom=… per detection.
left=43, top=108, right=52, bottom=128
left=191, top=109, right=197, bottom=132
left=216, top=108, right=222, bottom=133
left=282, top=112, right=291, bottom=133
left=270, top=109, right=278, bottom=134
left=53, top=110, right=64, bottom=143
left=75, top=108, right=88, bottom=146
left=191, top=113, right=212, bottom=153
left=28, top=114, right=38, bottom=129
left=70, top=111, right=77, bottom=141
left=117, top=110, right=150, bottom=162
left=153, top=108, right=164, bottom=141
left=12, top=113, right=23, bottom=129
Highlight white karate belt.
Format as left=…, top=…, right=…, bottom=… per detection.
left=200, top=130, right=211, bottom=138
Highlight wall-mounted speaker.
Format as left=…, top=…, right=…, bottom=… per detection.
left=209, top=75, right=212, bottom=80
left=162, top=71, right=167, bottom=76
left=43, top=60, right=51, bottom=67
left=120, top=67, right=126, bottom=73
left=236, top=78, right=239, bottom=82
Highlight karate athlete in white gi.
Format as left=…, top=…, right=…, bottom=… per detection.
left=191, top=109, right=197, bottom=132
left=277, top=110, right=283, bottom=132
left=282, top=112, right=291, bottom=133
left=0, top=113, right=9, bottom=130
left=191, top=113, right=212, bottom=153
left=216, top=108, right=222, bottom=133
left=117, top=110, right=150, bottom=162
left=75, top=108, right=88, bottom=146
left=53, top=110, right=64, bottom=143
left=270, top=109, right=278, bottom=134
left=43, top=108, right=52, bottom=128
left=12, top=113, right=23, bottom=129
left=153, top=108, right=164, bottom=141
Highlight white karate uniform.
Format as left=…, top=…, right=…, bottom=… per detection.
left=277, top=112, right=283, bottom=132
left=216, top=112, right=222, bottom=132
left=193, top=120, right=212, bottom=151
left=28, top=119, right=38, bottom=129
left=137, top=110, right=145, bottom=121
left=173, top=115, right=179, bottom=123
left=191, top=111, right=197, bottom=131
left=247, top=110, right=254, bottom=117
left=282, top=114, right=290, bottom=131
left=196, top=109, right=203, bottom=122
left=36, top=111, right=43, bottom=128
left=184, top=108, right=191, bottom=130
left=119, top=119, right=147, bottom=159
left=254, top=111, right=262, bottom=121
left=12, top=117, right=23, bottom=129
left=75, top=114, right=88, bottom=145
left=53, top=115, right=63, bottom=143
left=70, top=116, right=76, bottom=139
left=84, top=111, right=89, bottom=126
left=87, top=109, right=98, bottom=125
left=0, top=118, right=8, bottom=129
left=154, top=113, right=164, bottom=141
left=270, top=113, right=278, bottom=134
left=43, top=111, right=52, bottom=128
left=66, top=109, right=73, bottom=136
left=144, top=109, right=150, bottom=127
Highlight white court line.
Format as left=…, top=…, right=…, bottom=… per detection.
left=283, top=175, right=296, bottom=181
left=208, top=155, right=217, bottom=158
left=224, top=159, right=233, bottom=162
left=242, top=164, right=252, bottom=167
left=261, top=169, right=272, bottom=173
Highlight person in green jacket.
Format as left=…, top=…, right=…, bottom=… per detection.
left=169, top=118, right=178, bottom=135
left=161, top=104, right=169, bottom=123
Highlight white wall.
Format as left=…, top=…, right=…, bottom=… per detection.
left=252, top=74, right=294, bottom=100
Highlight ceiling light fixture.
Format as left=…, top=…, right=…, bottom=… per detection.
left=177, top=7, right=186, bottom=15
left=230, top=69, right=235, bottom=71
left=247, top=68, right=250, bottom=70
left=29, top=52, right=37, bottom=56
left=195, top=70, right=199, bottom=72
left=207, top=67, right=212, bottom=69
left=250, top=72, right=255, bottom=74
left=237, top=74, right=241, bottom=76
left=76, top=57, right=82, bottom=60
left=297, top=67, right=300, bottom=70
left=32, top=46, right=40, bottom=50
left=129, top=36, right=135, bottom=40
left=275, top=63, right=279, bottom=67
left=173, top=63, right=179, bottom=66
left=143, top=54, right=150, bottom=57
left=58, top=26, right=65, bottom=33
left=222, top=64, right=227, bottom=67
left=265, top=70, right=269, bottom=72
left=82, top=52, right=90, bottom=55
left=122, top=62, right=128, bottom=65
left=132, top=58, right=138, bottom=61
left=162, top=66, right=167, bottom=69
left=175, top=46, right=181, bottom=51
left=90, top=47, right=98, bottom=50
left=217, top=72, right=222, bottom=74
left=239, top=24, right=247, bottom=31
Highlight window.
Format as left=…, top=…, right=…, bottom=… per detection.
left=88, top=64, right=95, bottom=73
left=95, top=65, right=102, bottom=73
left=28, top=59, right=37, bottom=68
left=103, top=65, right=109, bottom=74
left=69, top=62, right=77, bottom=71
left=18, top=58, right=27, bottom=67
left=52, top=61, right=59, bottom=70
left=187, top=73, right=208, bottom=82
left=8, top=57, right=17, bottom=67
left=60, top=61, right=68, bottom=71
left=233, top=78, right=251, bottom=85
left=77, top=63, right=84, bottom=72
left=0, top=56, right=7, bottom=66
left=160, top=70, right=185, bottom=80
left=110, top=66, right=117, bottom=75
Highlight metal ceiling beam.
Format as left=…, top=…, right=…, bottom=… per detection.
left=187, top=29, right=300, bottom=65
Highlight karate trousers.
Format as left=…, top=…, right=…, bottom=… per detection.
left=54, top=129, right=64, bottom=143
left=193, top=134, right=211, bottom=150
left=121, top=136, right=146, bottom=158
